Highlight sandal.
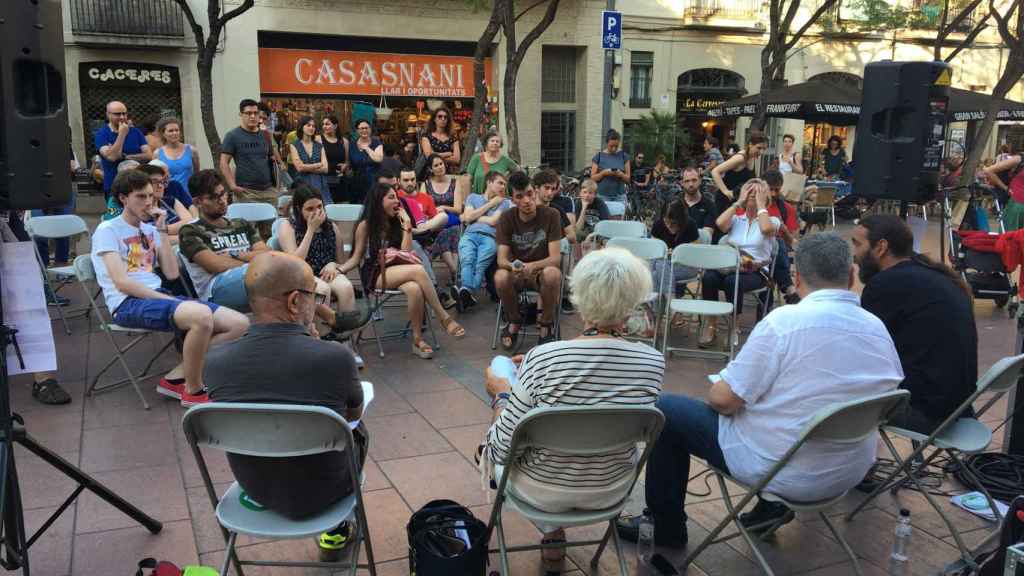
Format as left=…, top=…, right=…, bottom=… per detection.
left=540, top=532, right=567, bottom=575
left=32, top=378, right=71, bottom=405
left=441, top=316, right=466, bottom=338
left=500, top=323, right=520, bottom=352
left=412, top=338, right=434, bottom=359
left=671, top=313, right=689, bottom=329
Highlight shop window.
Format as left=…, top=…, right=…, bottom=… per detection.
left=542, top=47, right=577, bottom=103
left=630, top=52, right=653, bottom=108
left=541, top=111, right=576, bottom=173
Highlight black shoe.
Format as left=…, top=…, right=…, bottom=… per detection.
left=333, top=304, right=374, bottom=333
left=459, top=286, right=477, bottom=310
left=449, top=285, right=464, bottom=312
left=738, top=499, right=794, bottom=535
left=560, top=298, right=575, bottom=315
left=439, top=289, right=458, bottom=310
left=31, top=378, right=71, bottom=405
left=615, top=512, right=687, bottom=548
left=783, top=291, right=801, bottom=305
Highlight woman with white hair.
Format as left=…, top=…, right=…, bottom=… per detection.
left=481, top=247, right=665, bottom=574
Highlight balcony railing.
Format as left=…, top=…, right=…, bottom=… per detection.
left=682, top=0, right=764, bottom=21
left=70, top=0, right=185, bottom=38
left=819, top=0, right=976, bottom=33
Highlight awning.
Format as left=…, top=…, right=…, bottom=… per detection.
left=707, top=80, right=861, bottom=125
left=708, top=82, right=1024, bottom=125
left=948, top=88, right=1024, bottom=122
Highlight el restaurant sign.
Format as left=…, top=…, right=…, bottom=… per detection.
left=259, top=48, right=493, bottom=98
left=80, top=62, right=179, bottom=88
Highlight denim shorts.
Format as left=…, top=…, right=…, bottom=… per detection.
left=113, top=296, right=219, bottom=332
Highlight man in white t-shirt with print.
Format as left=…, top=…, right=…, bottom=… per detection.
left=91, top=170, right=249, bottom=407
left=617, top=232, right=903, bottom=551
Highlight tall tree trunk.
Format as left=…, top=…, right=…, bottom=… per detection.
left=172, top=0, right=255, bottom=161
left=502, top=0, right=521, bottom=163
left=960, top=58, right=1024, bottom=185
left=463, top=0, right=505, bottom=171
left=196, top=49, right=221, bottom=157
left=502, top=0, right=561, bottom=166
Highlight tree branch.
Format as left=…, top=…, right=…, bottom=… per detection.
left=990, top=0, right=1015, bottom=45
left=217, top=0, right=255, bottom=28
left=171, top=0, right=205, bottom=49
left=515, top=0, right=548, bottom=22
left=779, top=0, right=803, bottom=36
left=784, top=0, right=840, bottom=51
left=513, top=0, right=560, bottom=63
left=944, top=10, right=991, bottom=62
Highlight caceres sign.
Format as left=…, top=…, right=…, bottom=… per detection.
left=79, top=62, right=179, bottom=88
left=258, top=48, right=493, bottom=98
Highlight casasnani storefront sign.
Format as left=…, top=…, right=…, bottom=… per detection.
left=259, top=48, right=493, bottom=98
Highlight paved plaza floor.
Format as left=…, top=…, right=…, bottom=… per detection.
left=10, top=220, right=1018, bottom=575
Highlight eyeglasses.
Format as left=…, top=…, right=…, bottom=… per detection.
left=109, top=111, right=128, bottom=116
left=283, top=288, right=317, bottom=298
left=436, top=115, right=448, bottom=119
left=241, top=111, right=260, bottom=116
left=149, top=178, right=169, bottom=187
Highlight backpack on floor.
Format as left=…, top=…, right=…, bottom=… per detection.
left=136, top=559, right=218, bottom=576
left=407, top=499, right=489, bottom=576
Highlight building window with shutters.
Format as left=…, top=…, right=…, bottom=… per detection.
left=630, top=52, right=653, bottom=108
left=542, top=46, right=577, bottom=103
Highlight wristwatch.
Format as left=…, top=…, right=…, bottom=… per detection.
left=491, top=391, right=511, bottom=409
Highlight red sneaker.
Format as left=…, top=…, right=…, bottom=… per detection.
left=180, top=388, right=210, bottom=408
left=156, top=378, right=184, bottom=400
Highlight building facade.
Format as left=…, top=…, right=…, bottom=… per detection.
left=63, top=0, right=1021, bottom=176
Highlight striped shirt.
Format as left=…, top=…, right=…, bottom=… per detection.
left=486, top=338, right=664, bottom=490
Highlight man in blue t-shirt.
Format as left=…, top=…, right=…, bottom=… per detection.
left=94, top=100, right=151, bottom=196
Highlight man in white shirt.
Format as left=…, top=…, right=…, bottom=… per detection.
left=91, top=170, right=249, bottom=407
left=618, top=232, right=903, bottom=549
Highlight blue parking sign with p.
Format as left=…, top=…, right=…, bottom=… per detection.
left=602, top=10, right=621, bottom=50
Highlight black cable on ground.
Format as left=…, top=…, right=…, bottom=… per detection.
left=954, top=452, right=1024, bottom=502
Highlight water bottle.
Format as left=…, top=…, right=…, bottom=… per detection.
left=637, top=513, right=655, bottom=566
left=889, top=508, right=912, bottom=574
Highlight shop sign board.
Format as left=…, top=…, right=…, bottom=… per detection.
left=259, top=48, right=493, bottom=98
left=79, top=62, right=179, bottom=88
left=678, top=95, right=727, bottom=114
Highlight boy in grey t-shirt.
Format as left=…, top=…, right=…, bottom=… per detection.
left=219, top=99, right=278, bottom=221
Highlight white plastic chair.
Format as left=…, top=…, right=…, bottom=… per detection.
left=606, top=237, right=668, bottom=351
left=592, top=219, right=646, bottom=241
left=227, top=202, right=277, bottom=224
left=276, top=194, right=292, bottom=209
left=663, top=244, right=739, bottom=361
left=26, top=214, right=91, bottom=335
left=605, top=201, right=626, bottom=217
left=182, top=402, right=377, bottom=576
left=485, top=405, right=665, bottom=576
left=683, top=389, right=911, bottom=576
left=74, top=255, right=174, bottom=410
left=326, top=203, right=363, bottom=255
left=847, top=354, right=1024, bottom=572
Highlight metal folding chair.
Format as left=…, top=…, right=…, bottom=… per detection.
left=491, top=254, right=566, bottom=350
left=226, top=202, right=277, bottom=224
left=847, top=353, right=1024, bottom=573
left=592, top=219, right=646, bottom=242
left=683, top=389, right=911, bottom=576
left=663, top=244, right=740, bottom=361
left=74, top=255, right=174, bottom=410
left=25, top=214, right=91, bottom=335
left=485, top=405, right=665, bottom=576
left=182, top=402, right=377, bottom=576
left=606, top=237, right=668, bottom=351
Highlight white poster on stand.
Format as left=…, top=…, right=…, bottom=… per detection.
left=1, top=242, right=57, bottom=375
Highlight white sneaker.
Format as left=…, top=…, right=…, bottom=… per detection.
left=354, top=353, right=365, bottom=370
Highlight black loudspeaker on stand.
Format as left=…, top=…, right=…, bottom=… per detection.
left=854, top=60, right=951, bottom=204
left=0, top=2, right=161, bottom=573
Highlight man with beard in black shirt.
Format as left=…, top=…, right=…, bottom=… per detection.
left=851, top=214, right=977, bottom=434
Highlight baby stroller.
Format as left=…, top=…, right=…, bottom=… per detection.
left=946, top=186, right=1019, bottom=317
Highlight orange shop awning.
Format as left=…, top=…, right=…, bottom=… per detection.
left=258, top=48, right=493, bottom=98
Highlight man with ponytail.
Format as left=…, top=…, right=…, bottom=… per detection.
left=852, top=214, right=977, bottom=434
